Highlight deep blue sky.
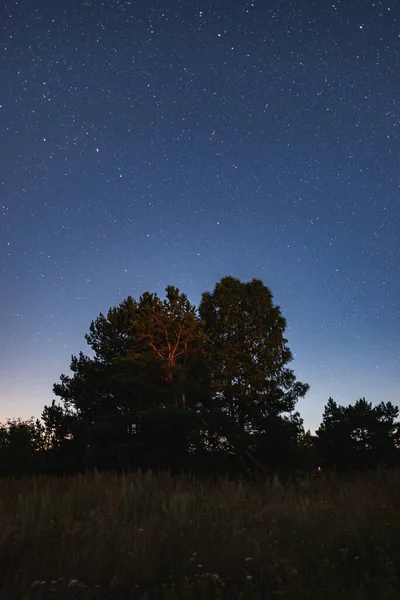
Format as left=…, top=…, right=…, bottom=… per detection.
left=1, top=0, right=399, bottom=431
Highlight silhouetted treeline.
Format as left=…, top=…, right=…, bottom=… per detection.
left=1, top=277, right=399, bottom=477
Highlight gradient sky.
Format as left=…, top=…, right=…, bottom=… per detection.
left=1, top=0, right=399, bottom=431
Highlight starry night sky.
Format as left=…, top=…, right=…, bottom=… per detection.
left=1, top=0, right=399, bottom=430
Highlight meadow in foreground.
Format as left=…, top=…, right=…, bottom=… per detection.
left=1, top=469, right=400, bottom=599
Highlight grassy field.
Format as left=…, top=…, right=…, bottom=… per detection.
left=1, top=469, right=400, bottom=599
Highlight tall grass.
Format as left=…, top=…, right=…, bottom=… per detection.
left=1, top=469, right=400, bottom=599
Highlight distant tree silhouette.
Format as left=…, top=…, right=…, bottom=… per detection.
left=41, top=401, right=83, bottom=473
left=316, top=397, right=400, bottom=470
left=0, top=418, right=45, bottom=475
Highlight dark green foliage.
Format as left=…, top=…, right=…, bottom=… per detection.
left=2, top=276, right=399, bottom=477
left=41, top=285, right=210, bottom=473
left=199, top=276, right=309, bottom=472
left=39, top=276, right=310, bottom=474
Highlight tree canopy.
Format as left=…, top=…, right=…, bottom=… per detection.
left=198, top=277, right=309, bottom=470
left=1, top=276, right=399, bottom=476
left=43, top=276, right=310, bottom=473
left=316, top=397, right=400, bottom=470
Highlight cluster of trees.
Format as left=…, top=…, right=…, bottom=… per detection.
left=1, top=276, right=399, bottom=477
